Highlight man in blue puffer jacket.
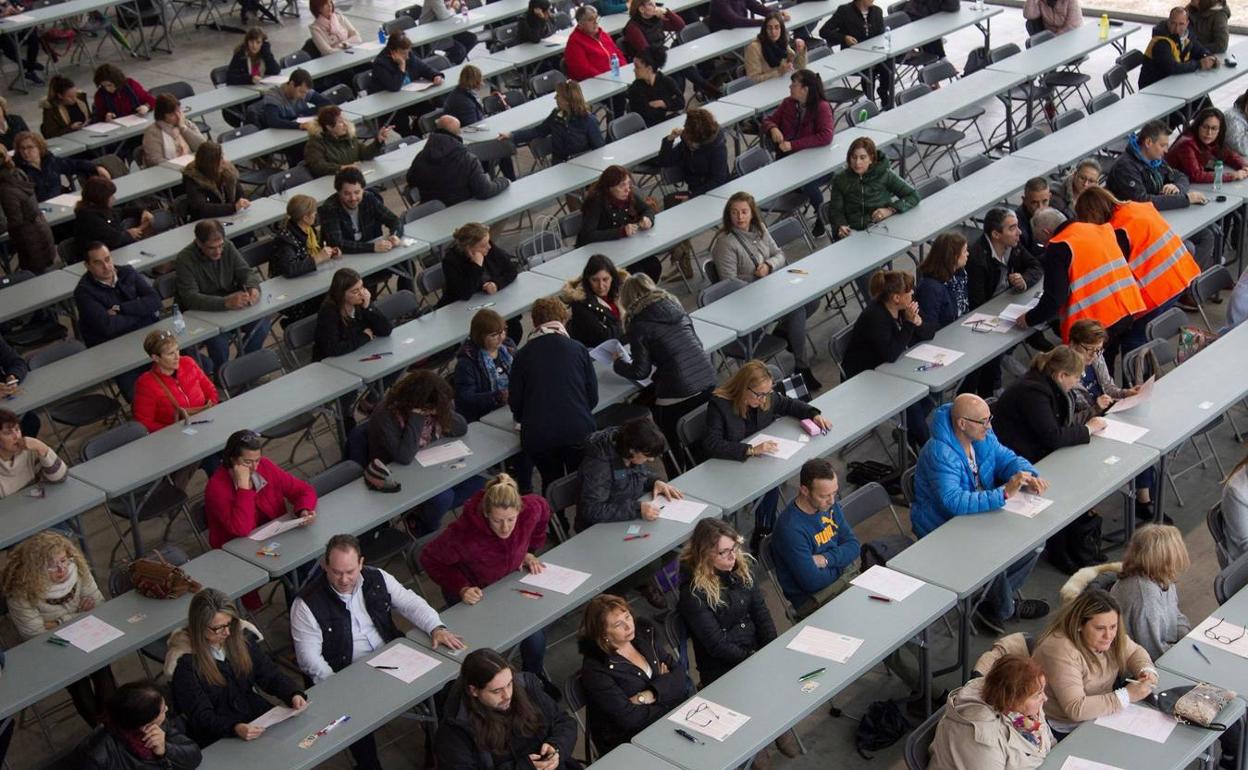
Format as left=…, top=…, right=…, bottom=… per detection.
left=911, top=394, right=1052, bottom=632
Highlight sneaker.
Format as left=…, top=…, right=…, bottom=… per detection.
left=1013, top=598, right=1051, bottom=621
left=972, top=609, right=1005, bottom=635
left=774, top=730, right=800, bottom=758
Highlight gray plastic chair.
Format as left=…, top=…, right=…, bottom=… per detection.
left=375, top=290, right=420, bottom=325
left=563, top=671, right=596, bottom=763
left=218, top=349, right=330, bottom=470
left=1190, top=265, right=1235, bottom=332
left=903, top=705, right=945, bottom=769
left=27, top=340, right=121, bottom=456
left=544, top=472, right=580, bottom=543
left=1215, top=551, right=1248, bottom=604
left=674, top=403, right=708, bottom=470
left=416, top=263, right=445, bottom=308
left=1208, top=502, right=1232, bottom=569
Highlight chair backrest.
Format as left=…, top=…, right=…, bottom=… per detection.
left=1117, top=49, right=1144, bottom=72
left=28, top=339, right=87, bottom=369
left=1103, top=64, right=1127, bottom=92
left=354, top=71, right=375, bottom=96
left=1026, top=29, right=1056, bottom=48
left=239, top=237, right=274, bottom=270
left=1088, top=90, right=1119, bottom=114
left=558, top=210, right=583, bottom=242
left=1013, top=126, right=1045, bottom=149
left=82, top=421, right=148, bottom=461
left=608, top=112, right=646, bottom=141
left=697, top=277, right=746, bottom=308
left=266, top=165, right=314, bottom=196
left=828, top=324, right=855, bottom=375
left=375, top=289, right=421, bottom=325
left=219, top=348, right=283, bottom=397
left=757, top=535, right=798, bottom=622
left=518, top=231, right=563, bottom=261
left=404, top=199, right=446, bottom=224
left=417, top=263, right=445, bottom=302
left=155, top=271, right=178, bottom=301
left=545, top=472, right=581, bottom=515
left=1209, top=502, right=1232, bottom=569
left=882, top=10, right=910, bottom=28
left=901, top=466, right=917, bottom=505
left=1122, top=338, right=1171, bottom=385
left=150, top=80, right=195, bottom=101
left=386, top=15, right=415, bottom=36
left=209, top=66, right=229, bottom=87
left=310, top=460, right=364, bottom=496
left=675, top=403, right=708, bottom=461
left=418, top=108, right=446, bottom=138
left=838, top=481, right=894, bottom=529
left=283, top=314, right=319, bottom=368
left=323, top=83, right=354, bottom=105
left=529, top=70, right=566, bottom=97
left=894, top=84, right=931, bottom=106
left=846, top=98, right=880, bottom=127
left=806, top=44, right=831, bottom=63
left=423, top=54, right=452, bottom=72
left=1052, top=108, right=1085, bottom=130
left=218, top=124, right=259, bottom=143
left=919, top=59, right=957, bottom=87
left=1215, top=551, right=1248, bottom=604
left=989, top=42, right=1021, bottom=63
left=678, top=20, right=709, bottom=44
left=903, top=706, right=945, bottom=770
left=281, top=49, right=311, bottom=68
left=953, top=153, right=991, bottom=181
left=1192, top=265, right=1235, bottom=307
left=562, top=671, right=595, bottom=762
left=769, top=217, right=806, bottom=252
left=1145, top=306, right=1188, bottom=343
left=734, top=145, right=771, bottom=177
left=722, top=75, right=754, bottom=96
left=493, top=21, right=519, bottom=49
left=914, top=176, right=948, bottom=199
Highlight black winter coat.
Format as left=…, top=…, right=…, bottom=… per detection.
left=74, top=205, right=134, bottom=261
left=312, top=301, right=393, bottom=361
left=78, top=718, right=203, bottom=770
left=16, top=154, right=98, bottom=202
left=271, top=222, right=326, bottom=322
left=453, top=338, right=517, bottom=422
left=615, top=290, right=715, bottom=400
left=560, top=277, right=624, bottom=349
left=517, top=10, right=557, bottom=43
left=579, top=620, right=688, bottom=754
left=370, top=51, right=440, bottom=92
left=226, top=42, right=281, bottom=85
left=677, top=568, right=777, bottom=685
left=319, top=192, right=401, bottom=254
left=626, top=72, right=685, bottom=127
left=0, top=335, right=28, bottom=384
left=965, top=233, right=1043, bottom=308
left=819, top=2, right=883, bottom=48
left=842, top=300, right=935, bottom=378
left=442, top=86, right=488, bottom=127
left=576, top=191, right=656, bottom=247
left=183, top=167, right=244, bottom=221
left=703, top=391, right=820, bottom=462
left=510, top=332, right=598, bottom=454
left=657, top=129, right=730, bottom=196
left=74, top=265, right=162, bottom=347
left=576, top=427, right=659, bottom=531
left=438, top=242, right=518, bottom=307
left=1106, top=148, right=1192, bottom=212
left=0, top=167, right=55, bottom=273
left=904, top=0, right=958, bottom=18
left=406, top=131, right=509, bottom=207
left=511, top=109, right=605, bottom=163
left=991, top=368, right=1090, bottom=463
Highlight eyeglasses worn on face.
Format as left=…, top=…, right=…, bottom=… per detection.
left=208, top=621, right=232, bottom=633
left=716, top=543, right=742, bottom=559
left=747, top=386, right=773, bottom=399
left=961, top=415, right=992, bottom=426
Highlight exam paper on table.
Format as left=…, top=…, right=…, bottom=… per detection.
left=746, top=433, right=805, bottom=460
left=353, top=40, right=384, bottom=51
left=1001, top=492, right=1054, bottom=519
left=785, top=625, right=864, bottom=664
left=250, top=704, right=304, bottom=729
left=57, top=615, right=125, bottom=653
left=415, top=439, right=473, bottom=467
left=1106, top=376, right=1155, bottom=414
left=260, top=74, right=287, bottom=85
left=112, top=114, right=149, bottom=128
left=167, top=153, right=195, bottom=168
left=960, top=313, right=1011, bottom=333
left=998, top=297, right=1040, bottom=323
left=589, top=338, right=628, bottom=367
left=1060, top=758, right=1127, bottom=770
left=904, top=344, right=964, bottom=366
left=1094, top=418, right=1150, bottom=445
left=667, top=696, right=750, bottom=742
left=655, top=498, right=708, bottom=523
left=45, top=193, right=81, bottom=208
left=1187, top=615, right=1248, bottom=660
left=367, top=643, right=441, bottom=683
left=81, top=122, right=122, bottom=134
left=518, top=562, right=591, bottom=595
left=401, top=81, right=435, bottom=92
left=851, top=565, right=924, bottom=601
left=248, top=513, right=306, bottom=541
left=1093, top=703, right=1177, bottom=744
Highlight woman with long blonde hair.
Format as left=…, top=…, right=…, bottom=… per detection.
left=1110, top=524, right=1192, bottom=660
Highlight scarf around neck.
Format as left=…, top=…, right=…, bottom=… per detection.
left=1128, top=132, right=1165, bottom=169
left=480, top=343, right=513, bottom=395
left=531, top=321, right=569, bottom=338
left=759, top=35, right=788, bottom=68
left=45, top=561, right=80, bottom=602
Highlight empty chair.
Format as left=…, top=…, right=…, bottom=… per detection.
left=1088, top=90, right=1119, bottom=114
left=217, top=350, right=330, bottom=469
left=1190, top=265, right=1235, bottom=332
left=953, top=153, right=992, bottom=181
left=280, top=49, right=311, bottom=68
left=529, top=70, right=566, bottom=97
left=1013, top=125, right=1045, bottom=150
left=1052, top=108, right=1085, bottom=130
left=913, top=175, right=948, bottom=199
left=903, top=706, right=945, bottom=770
left=27, top=341, right=122, bottom=455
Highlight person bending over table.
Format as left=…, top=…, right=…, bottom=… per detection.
left=436, top=648, right=580, bottom=770
left=910, top=394, right=1052, bottom=633
left=558, top=253, right=627, bottom=349
left=142, top=93, right=205, bottom=168
left=519, top=0, right=557, bottom=43
left=927, top=653, right=1054, bottom=769
left=41, top=75, right=91, bottom=139
left=1032, top=588, right=1158, bottom=737
left=171, top=588, right=306, bottom=747
left=79, top=681, right=203, bottom=770
left=0, top=408, right=66, bottom=498
left=204, top=429, right=317, bottom=549
left=439, top=222, right=522, bottom=342
left=182, top=141, right=250, bottom=222
left=12, top=130, right=109, bottom=202
left=132, top=328, right=219, bottom=435
left=225, top=27, right=280, bottom=85
left=319, top=167, right=402, bottom=259
left=259, top=68, right=330, bottom=130
left=0, top=339, right=41, bottom=438
left=576, top=165, right=662, bottom=280
left=91, top=63, right=154, bottom=123
left=1, top=531, right=117, bottom=726
left=578, top=594, right=687, bottom=756
left=74, top=177, right=154, bottom=263
left=501, top=80, right=605, bottom=164
left=304, top=105, right=393, bottom=179
left=702, top=360, right=829, bottom=552
left=370, top=34, right=444, bottom=137
left=421, top=472, right=554, bottom=677
left=762, top=69, right=834, bottom=237
left=915, top=231, right=970, bottom=331
left=293, top=533, right=464, bottom=770
left=308, top=0, right=361, bottom=55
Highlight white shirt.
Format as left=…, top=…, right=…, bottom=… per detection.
left=290, top=568, right=444, bottom=684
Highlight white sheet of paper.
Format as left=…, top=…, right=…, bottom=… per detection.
left=746, top=433, right=804, bottom=460
left=655, top=498, right=708, bottom=523
left=589, top=338, right=628, bottom=367
left=80, top=122, right=122, bottom=134
left=961, top=312, right=1011, bottom=333
left=250, top=704, right=303, bottom=729
left=295, top=115, right=316, bottom=125
left=1001, top=492, right=1054, bottom=519
left=1187, top=616, right=1248, bottom=659
left=414, top=440, right=472, bottom=467
left=56, top=615, right=124, bottom=653
left=260, top=74, right=287, bottom=85
left=904, top=344, right=964, bottom=366
left=1, top=13, right=35, bottom=22
left=401, top=81, right=434, bottom=92
left=248, top=513, right=305, bottom=541
left=785, top=625, right=864, bottom=664
left=667, top=696, right=750, bottom=742
left=1093, top=703, right=1177, bottom=743
left=1095, top=418, right=1150, bottom=445
left=367, top=643, right=440, bottom=683
left=167, top=153, right=195, bottom=168
left=546, top=31, right=571, bottom=45
left=353, top=40, right=384, bottom=51
left=998, top=297, right=1040, bottom=323
left=518, top=562, right=591, bottom=595
left=1106, top=376, right=1155, bottom=414
left=851, top=565, right=923, bottom=601
left=45, top=193, right=81, bottom=207
left=1060, top=758, right=1128, bottom=770
left=112, top=114, right=148, bottom=128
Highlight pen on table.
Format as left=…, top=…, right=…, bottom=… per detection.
left=798, top=667, right=826, bottom=682
left=674, top=728, right=705, bottom=745
left=140, top=250, right=156, bottom=257
left=623, top=533, right=650, bottom=541
left=317, top=715, right=350, bottom=737
left=868, top=595, right=892, bottom=603
left=189, top=419, right=212, bottom=425
left=374, top=665, right=399, bottom=670
left=1192, top=643, right=1214, bottom=664
left=46, top=636, right=69, bottom=647
left=514, top=588, right=543, bottom=598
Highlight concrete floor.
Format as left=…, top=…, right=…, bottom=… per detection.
left=3, top=2, right=1247, bottom=768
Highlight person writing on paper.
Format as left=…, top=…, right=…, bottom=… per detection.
left=141, top=93, right=205, bottom=168
left=41, top=75, right=92, bottom=139
left=182, top=142, right=249, bottom=222
left=79, top=681, right=203, bottom=770
left=578, top=594, right=688, bottom=754
left=436, top=649, right=579, bottom=770
left=992, top=346, right=1105, bottom=463
left=12, top=130, right=109, bottom=202
left=911, top=394, right=1052, bottom=632
left=1110, top=524, right=1192, bottom=660
left=770, top=458, right=860, bottom=618
left=2, top=531, right=117, bottom=726
left=259, top=69, right=331, bottom=131
left=0, top=408, right=68, bottom=498
left=172, top=588, right=306, bottom=747
left=438, top=222, right=522, bottom=341
left=225, top=27, right=280, bottom=85
left=309, top=0, right=361, bottom=54
left=575, top=165, right=661, bottom=280
left=293, top=534, right=463, bottom=770
left=576, top=416, right=680, bottom=532
left=319, top=168, right=402, bottom=259
left=91, top=64, right=155, bottom=123
left=131, top=329, right=219, bottom=434
left=915, top=231, right=970, bottom=331
left=703, top=361, right=829, bottom=551
left=203, top=429, right=317, bottom=549
left=421, top=473, right=554, bottom=678
left=928, top=654, right=1054, bottom=770
left=304, top=105, right=393, bottom=179
left=559, top=254, right=627, bottom=348
left=1032, top=588, right=1158, bottom=735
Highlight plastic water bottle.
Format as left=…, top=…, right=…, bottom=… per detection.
left=609, top=53, right=620, bottom=78
left=378, top=26, right=387, bottom=45
left=1215, top=160, right=1224, bottom=191
left=1099, top=13, right=1109, bottom=40
left=171, top=304, right=186, bottom=336
left=883, top=25, right=892, bottom=50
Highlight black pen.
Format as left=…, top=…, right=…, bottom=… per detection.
left=674, top=728, right=704, bottom=745
left=374, top=665, right=399, bottom=670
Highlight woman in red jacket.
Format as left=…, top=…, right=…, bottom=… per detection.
left=132, top=329, right=219, bottom=434
left=1165, top=106, right=1248, bottom=184
left=203, top=429, right=317, bottom=549
left=761, top=68, right=835, bottom=237
left=420, top=472, right=552, bottom=675
left=565, top=5, right=627, bottom=81
left=91, top=63, right=155, bottom=123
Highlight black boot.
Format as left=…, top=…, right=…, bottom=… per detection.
left=796, top=366, right=822, bottom=392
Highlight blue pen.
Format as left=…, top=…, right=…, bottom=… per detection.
left=1192, top=643, right=1213, bottom=664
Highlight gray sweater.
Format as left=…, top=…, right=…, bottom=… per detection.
left=1221, top=466, right=1248, bottom=563
left=1110, top=574, right=1191, bottom=661
left=709, top=226, right=785, bottom=284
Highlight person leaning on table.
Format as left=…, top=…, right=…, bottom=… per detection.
left=203, top=429, right=317, bottom=549
left=131, top=328, right=219, bottom=434
left=0, top=407, right=67, bottom=498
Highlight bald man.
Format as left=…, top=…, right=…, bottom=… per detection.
left=406, top=113, right=511, bottom=207
left=910, top=394, right=1052, bottom=632
left=1139, top=7, right=1217, bottom=90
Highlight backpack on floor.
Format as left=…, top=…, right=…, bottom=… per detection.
left=847, top=460, right=903, bottom=497
left=855, top=699, right=910, bottom=759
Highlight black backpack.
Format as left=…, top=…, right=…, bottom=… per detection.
left=855, top=699, right=911, bottom=759
left=860, top=535, right=915, bottom=571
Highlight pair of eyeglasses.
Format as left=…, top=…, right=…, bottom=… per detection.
left=207, top=621, right=232, bottom=633
left=716, top=543, right=742, bottom=559
left=685, top=702, right=719, bottom=727
left=747, top=386, right=773, bottom=399
left=967, top=319, right=999, bottom=334
left=1205, top=618, right=1246, bottom=645
left=962, top=415, right=993, bottom=426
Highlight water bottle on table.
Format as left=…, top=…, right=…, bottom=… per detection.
left=1215, top=160, right=1224, bottom=192
left=610, top=53, right=620, bottom=77
left=172, top=304, right=186, bottom=336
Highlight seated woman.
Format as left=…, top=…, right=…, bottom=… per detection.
left=368, top=370, right=478, bottom=534
left=501, top=80, right=604, bottom=164
left=1165, top=106, right=1248, bottom=184
left=703, top=360, right=828, bottom=550
left=0, top=407, right=67, bottom=499
left=626, top=48, right=684, bottom=128
left=203, top=429, right=317, bottom=548
left=313, top=267, right=393, bottom=362
left=657, top=107, right=730, bottom=204
left=226, top=27, right=281, bottom=85
left=182, top=141, right=250, bottom=221
left=74, top=177, right=154, bottom=261
left=453, top=308, right=517, bottom=423
left=421, top=473, right=553, bottom=676
left=12, top=130, right=109, bottom=202
left=559, top=254, right=627, bottom=348
left=91, top=63, right=155, bottom=123
left=41, top=75, right=92, bottom=138
left=827, top=136, right=919, bottom=243
left=272, top=194, right=342, bottom=322
left=745, top=12, right=807, bottom=83
left=576, top=165, right=661, bottom=280
left=928, top=654, right=1053, bottom=769
left=1032, top=588, right=1158, bottom=736
left=1110, top=524, right=1191, bottom=660
left=3, top=531, right=118, bottom=727
left=622, top=0, right=684, bottom=58
left=710, top=191, right=819, bottom=387
left=439, top=222, right=521, bottom=341
left=79, top=682, right=203, bottom=770
left=761, top=69, right=834, bottom=236
left=518, top=0, right=557, bottom=43
left=309, top=0, right=362, bottom=54
left=142, top=93, right=205, bottom=168
left=0, top=97, right=26, bottom=150
left=915, top=231, right=970, bottom=331
left=304, top=105, right=392, bottom=179
left=443, top=65, right=517, bottom=181
left=171, top=588, right=306, bottom=747
left=1224, top=451, right=1248, bottom=563
left=132, top=328, right=218, bottom=434
left=435, top=649, right=579, bottom=770
left=579, top=594, right=687, bottom=755
left=0, top=148, right=56, bottom=274
left=1057, top=158, right=1102, bottom=216
left=993, top=346, right=1105, bottom=463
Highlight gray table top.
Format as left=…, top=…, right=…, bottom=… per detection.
left=1138, top=39, right=1248, bottom=102
left=278, top=139, right=426, bottom=202
left=631, top=581, right=957, bottom=770
left=861, top=67, right=1030, bottom=138
left=593, top=745, right=683, bottom=770
left=570, top=100, right=753, bottom=172
left=851, top=4, right=1001, bottom=57
left=1012, top=93, right=1185, bottom=167
left=43, top=166, right=187, bottom=228
left=672, top=371, right=929, bottom=512
left=461, top=75, right=627, bottom=142
left=0, top=476, right=104, bottom=551
left=1162, top=190, right=1244, bottom=239
left=692, top=318, right=737, bottom=354
left=0, top=550, right=268, bottom=720
left=341, top=57, right=513, bottom=122
left=220, top=128, right=313, bottom=165
left=70, top=363, right=362, bottom=498
left=45, top=135, right=87, bottom=158
left=1039, top=669, right=1245, bottom=769
left=715, top=48, right=886, bottom=115
left=1157, top=582, right=1248, bottom=694
left=198, top=638, right=459, bottom=770
left=0, top=269, right=80, bottom=324
left=876, top=282, right=1044, bottom=394
left=888, top=437, right=1159, bottom=598
left=986, top=21, right=1138, bottom=75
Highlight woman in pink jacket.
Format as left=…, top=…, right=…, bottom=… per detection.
left=761, top=69, right=834, bottom=236
left=203, top=429, right=317, bottom=549
left=1023, top=0, right=1083, bottom=35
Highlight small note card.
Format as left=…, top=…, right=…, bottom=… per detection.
left=414, top=440, right=472, bottom=467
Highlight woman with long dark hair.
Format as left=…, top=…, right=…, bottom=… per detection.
left=761, top=69, right=834, bottom=236
left=1165, top=106, right=1248, bottom=184
left=745, top=12, right=806, bottom=82
left=183, top=141, right=249, bottom=221
left=576, top=165, right=661, bottom=280
left=560, top=254, right=627, bottom=348
left=915, top=231, right=970, bottom=330
left=74, top=176, right=154, bottom=260
left=226, top=27, right=280, bottom=85
left=78, top=682, right=203, bottom=770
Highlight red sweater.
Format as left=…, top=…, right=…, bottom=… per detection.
left=1164, top=133, right=1246, bottom=184
left=131, top=356, right=219, bottom=433
left=420, top=489, right=550, bottom=602
left=204, top=457, right=317, bottom=548
left=761, top=97, right=835, bottom=153
left=565, top=27, right=627, bottom=81
left=92, top=78, right=156, bottom=123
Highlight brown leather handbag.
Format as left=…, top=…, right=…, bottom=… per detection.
left=128, top=551, right=203, bottom=600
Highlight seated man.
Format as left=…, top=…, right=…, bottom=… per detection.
left=1015, top=177, right=1052, bottom=257
left=173, top=220, right=270, bottom=373
left=291, top=534, right=465, bottom=770
left=0, top=407, right=67, bottom=498
left=910, top=394, right=1052, bottom=633
left=0, top=335, right=38, bottom=438
left=576, top=416, right=682, bottom=533
left=771, top=458, right=860, bottom=618
left=406, top=115, right=510, bottom=207
left=73, top=242, right=161, bottom=401
left=319, top=167, right=402, bottom=255
left=258, top=68, right=330, bottom=130
left=1139, top=6, right=1217, bottom=90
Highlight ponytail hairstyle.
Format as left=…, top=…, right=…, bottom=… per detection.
left=790, top=68, right=826, bottom=110
left=480, top=472, right=522, bottom=515
left=868, top=269, right=915, bottom=303
left=1073, top=185, right=1121, bottom=225
left=1030, top=345, right=1084, bottom=378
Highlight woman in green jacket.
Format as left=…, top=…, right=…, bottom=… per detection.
left=826, top=135, right=919, bottom=237
left=303, top=105, right=393, bottom=178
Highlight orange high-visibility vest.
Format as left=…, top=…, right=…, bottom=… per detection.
left=1110, top=200, right=1200, bottom=312
left=1051, top=222, right=1146, bottom=341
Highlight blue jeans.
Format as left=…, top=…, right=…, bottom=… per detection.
left=410, top=475, right=485, bottom=536
left=982, top=548, right=1042, bottom=622
left=202, top=318, right=272, bottom=373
